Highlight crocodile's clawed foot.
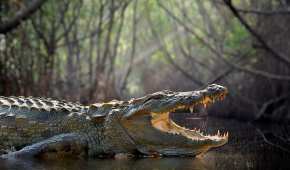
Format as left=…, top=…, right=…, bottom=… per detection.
left=114, top=153, right=134, bottom=159
left=1, top=133, right=88, bottom=160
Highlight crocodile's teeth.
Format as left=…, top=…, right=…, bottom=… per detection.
left=189, top=106, right=194, bottom=113
left=217, top=130, right=220, bottom=136
left=222, top=132, right=228, bottom=138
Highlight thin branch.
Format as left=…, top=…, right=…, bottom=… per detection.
left=56, top=0, right=83, bottom=43
left=237, top=8, right=290, bottom=15
left=207, top=52, right=250, bottom=84
left=146, top=5, right=204, bottom=86
left=0, top=0, right=47, bottom=33
left=255, top=128, right=290, bottom=154
left=255, top=94, right=289, bottom=120
left=56, top=1, right=125, bottom=48
left=30, top=18, right=50, bottom=52
left=179, top=45, right=215, bottom=73
left=223, top=0, right=290, bottom=67
left=120, top=0, right=138, bottom=95
left=110, top=2, right=129, bottom=69
left=100, top=0, right=116, bottom=67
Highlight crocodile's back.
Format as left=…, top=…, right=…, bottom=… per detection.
left=0, top=96, right=88, bottom=152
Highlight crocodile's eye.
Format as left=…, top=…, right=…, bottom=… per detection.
left=207, top=84, right=224, bottom=92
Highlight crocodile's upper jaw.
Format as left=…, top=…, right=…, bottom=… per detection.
left=120, top=84, right=228, bottom=156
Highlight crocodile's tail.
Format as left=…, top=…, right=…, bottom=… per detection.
left=0, top=96, right=87, bottom=153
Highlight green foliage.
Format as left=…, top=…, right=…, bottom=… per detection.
left=224, top=19, right=250, bottom=51
left=151, top=51, right=167, bottom=64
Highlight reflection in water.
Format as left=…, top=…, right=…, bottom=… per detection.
left=0, top=116, right=289, bottom=170
left=0, top=157, right=209, bottom=170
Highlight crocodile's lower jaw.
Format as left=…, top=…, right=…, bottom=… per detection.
left=151, top=94, right=228, bottom=143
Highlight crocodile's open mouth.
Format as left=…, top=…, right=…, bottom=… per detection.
left=151, top=92, right=228, bottom=143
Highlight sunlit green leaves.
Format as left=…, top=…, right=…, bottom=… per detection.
left=224, top=19, right=250, bottom=51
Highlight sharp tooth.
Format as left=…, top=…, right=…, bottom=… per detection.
left=189, top=106, right=194, bottom=113
left=217, top=130, right=220, bottom=136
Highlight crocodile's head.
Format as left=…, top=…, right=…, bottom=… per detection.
left=119, top=84, right=228, bottom=156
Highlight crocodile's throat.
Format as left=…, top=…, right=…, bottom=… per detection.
left=151, top=93, right=228, bottom=142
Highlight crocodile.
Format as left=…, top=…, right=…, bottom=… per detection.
left=0, top=84, right=228, bottom=159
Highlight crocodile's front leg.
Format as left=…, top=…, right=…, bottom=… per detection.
left=2, top=133, right=88, bottom=159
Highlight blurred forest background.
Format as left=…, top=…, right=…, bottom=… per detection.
left=1, top=0, right=290, bottom=122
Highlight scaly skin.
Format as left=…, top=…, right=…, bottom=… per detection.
left=0, top=84, right=228, bottom=159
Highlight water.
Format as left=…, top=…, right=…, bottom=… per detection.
left=0, top=116, right=289, bottom=170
